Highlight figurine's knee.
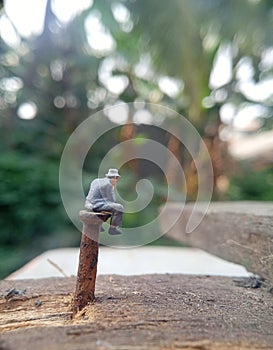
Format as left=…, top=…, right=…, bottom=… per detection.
left=113, top=203, right=124, bottom=213
left=85, top=201, right=93, bottom=211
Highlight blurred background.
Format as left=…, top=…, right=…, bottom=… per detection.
left=0, top=0, right=272, bottom=279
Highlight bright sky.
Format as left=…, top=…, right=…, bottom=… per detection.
left=4, top=0, right=47, bottom=38
left=3, top=0, right=93, bottom=38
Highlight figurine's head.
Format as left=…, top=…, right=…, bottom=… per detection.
left=105, top=168, right=120, bottom=186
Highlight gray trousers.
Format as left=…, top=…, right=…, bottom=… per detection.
left=92, top=202, right=124, bottom=227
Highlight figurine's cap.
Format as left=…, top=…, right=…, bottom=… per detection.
left=105, top=168, right=120, bottom=178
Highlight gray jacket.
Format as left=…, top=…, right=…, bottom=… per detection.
left=85, top=177, right=116, bottom=210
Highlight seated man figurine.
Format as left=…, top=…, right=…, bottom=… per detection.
left=85, top=168, right=124, bottom=235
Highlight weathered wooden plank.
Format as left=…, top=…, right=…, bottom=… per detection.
left=160, top=201, right=273, bottom=284
left=0, top=275, right=272, bottom=349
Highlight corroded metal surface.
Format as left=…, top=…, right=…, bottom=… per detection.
left=72, top=211, right=105, bottom=317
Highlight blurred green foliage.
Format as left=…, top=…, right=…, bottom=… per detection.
left=227, top=167, right=273, bottom=201
left=0, top=152, right=78, bottom=277
left=0, top=152, right=65, bottom=243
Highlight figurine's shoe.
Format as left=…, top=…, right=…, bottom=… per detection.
left=109, top=226, right=123, bottom=235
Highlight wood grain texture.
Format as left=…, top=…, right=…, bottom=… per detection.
left=160, top=201, right=273, bottom=284
left=0, top=275, right=272, bottom=349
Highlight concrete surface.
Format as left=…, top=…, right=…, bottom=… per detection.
left=7, top=246, right=251, bottom=280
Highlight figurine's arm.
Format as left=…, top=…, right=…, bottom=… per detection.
left=100, top=182, right=116, bottom=203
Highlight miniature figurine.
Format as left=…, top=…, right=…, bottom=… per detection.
left=85, top=168, right=124, bottom=235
